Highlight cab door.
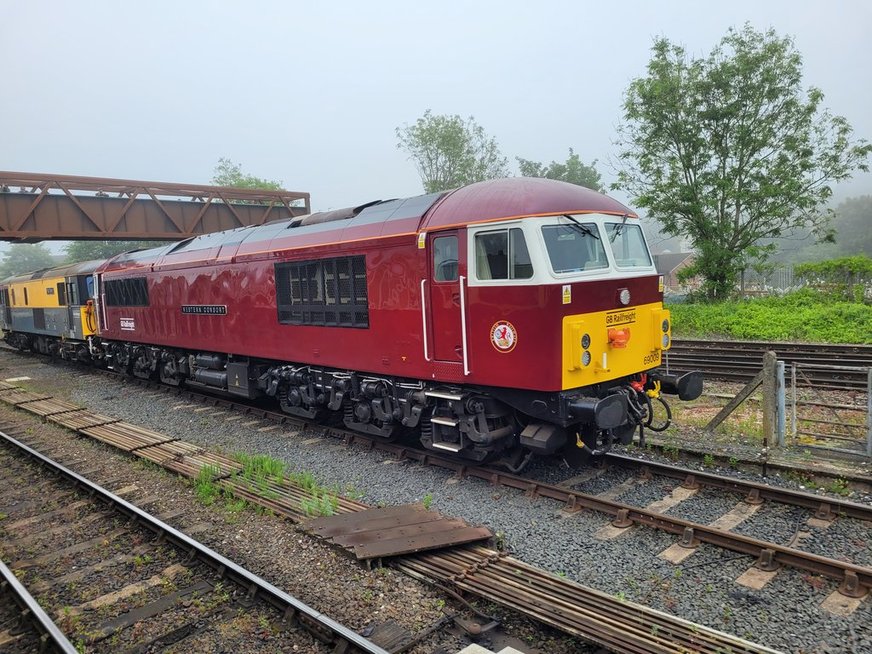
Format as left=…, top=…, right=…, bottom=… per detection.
left=427, top=231, right=466, bottom=364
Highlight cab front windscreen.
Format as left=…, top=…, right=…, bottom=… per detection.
left=606, top=222, right=652, bottom=268
left=541, top=223, right=608, bottom=273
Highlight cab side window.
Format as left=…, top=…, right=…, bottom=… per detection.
left=433, top=236, right=458, bottom=282
left=475, top=228, right=533, bottom=280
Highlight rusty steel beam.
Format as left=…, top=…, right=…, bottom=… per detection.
left=0, top=171, right=311, bottom=242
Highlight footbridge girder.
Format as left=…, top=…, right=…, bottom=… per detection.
left=0, top=171, right=311, bottom=242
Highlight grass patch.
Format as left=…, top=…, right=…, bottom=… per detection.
left=669, top=288, right=871, bottom=343
left=230, top=451, right=340, bottom=517
left=194, top=465, right=222, bottom=506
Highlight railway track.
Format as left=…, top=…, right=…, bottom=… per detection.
left=667, top=338, right=872, bottom=391
left=0, top=423, right=387, bottom=654
left=0, top=378, right=781, bottom=653
left=52, top=362, right=872, bottom=597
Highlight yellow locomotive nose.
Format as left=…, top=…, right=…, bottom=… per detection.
left=562, top=302, right=668, bottom=390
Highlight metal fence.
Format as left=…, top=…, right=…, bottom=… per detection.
left=778, top=362, right=872, bottom=459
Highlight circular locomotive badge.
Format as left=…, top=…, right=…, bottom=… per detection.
left=490, top=321, right=517, bottom=353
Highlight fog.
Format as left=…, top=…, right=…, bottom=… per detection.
left=2, top=1, right=870, bottom=220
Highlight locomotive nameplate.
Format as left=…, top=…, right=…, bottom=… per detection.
left=605, top=309, right=636, bottom=326
left=181, top=305, right=227, bottom=315
left=120, top=317, right=135, bottom=331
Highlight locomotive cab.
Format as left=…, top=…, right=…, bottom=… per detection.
left=419, top=209, right=702, bottom=465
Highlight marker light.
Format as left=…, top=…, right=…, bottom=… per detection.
left=662, top=319, right=670, bottom=333
left=619, top=289, right=631, bottom=305
left=581, top=333, right=591, bottom=349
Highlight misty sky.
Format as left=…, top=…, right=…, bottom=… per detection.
left=2, top=1, right=871, bottom=222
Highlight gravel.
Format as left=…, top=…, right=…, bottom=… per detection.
left=0, top=353, right=592, bottom=654
left=4, top=350, right=872, bottom=653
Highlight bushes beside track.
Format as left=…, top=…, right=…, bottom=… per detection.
left=668, top=289, right=872, bottom=344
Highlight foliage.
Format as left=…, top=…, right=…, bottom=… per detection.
left=0, top=243, right=57, bottom=279
left=64, top=240, right=167, bottom=264
left=194, top=465, right=222, bottom=506
left=211, top=157, right=283, bottom=191
left=517, top=148, right=603, bottom=191
left=300, top=491, right=339, bottom=517
left=614, top=24, right=871, bottom=301
left=795, top=255, right=872, bottom=302
left=234, top=452, right=287, bottom=482
left=669, top=288, right=872, bottom=343
left=396, top=110, right=510, bottom=193
left=794, top=255, right=872, bottom=278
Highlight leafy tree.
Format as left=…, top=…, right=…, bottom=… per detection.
left=64, top=240, right=168, bottom=264
left=517, top=149, right=603, bottom=192
left=0, top=244, right=57, bottom=279
left=614, top=24, right=871, bottom=301
left=396, top=110, right=510, bottom=193
left=211, top=157, right=282, bottom=190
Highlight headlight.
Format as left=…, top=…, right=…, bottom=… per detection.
left=582, top=351, right=592, bottom=366
left=581, top=333, right=591, bottom=349
left=662, top=319, right=670, bottom=333
left=662, top=334, right=670, bottom=348
left=619, top=289, right=631, bottom=305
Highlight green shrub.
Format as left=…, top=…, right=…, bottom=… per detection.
left=669, top=289, right=872, bottom=343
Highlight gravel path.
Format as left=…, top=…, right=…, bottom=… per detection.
left=3, top=351, right=871, bottom=653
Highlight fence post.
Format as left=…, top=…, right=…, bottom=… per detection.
left=791, top=363, right=797, bottom=444
left=776, top=361, right=786, bottom=447
left=762, top=351, right=777, bottom=450
left=866, top=368, right=872, bottom=459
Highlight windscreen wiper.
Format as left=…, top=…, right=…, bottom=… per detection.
left=610, top=213, right=629, bottom=243
left=562, top=214, right=599, bottom=240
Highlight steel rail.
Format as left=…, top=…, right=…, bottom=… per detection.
left=8, top=355, right=872, bottom=595
left=397, top=547, right=782, bottom=654
left=376, top=443, right=872, bottom=596
left=109, top=369, right=872, bottom=595
left=603, top=452, right=872, bottom=522
left=668, top=339, right=872, bottom=390
left=0, top=557, right=79, bottom=654
left=0, top=430, right=389, bottom=654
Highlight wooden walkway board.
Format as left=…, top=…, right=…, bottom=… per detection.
left=306, top=504, right=492, bottom=559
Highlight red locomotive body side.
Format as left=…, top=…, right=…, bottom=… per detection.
left=98, top=236, right=430, bottom=383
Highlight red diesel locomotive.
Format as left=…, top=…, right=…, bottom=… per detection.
left=3, top=177, right=701, bottom=467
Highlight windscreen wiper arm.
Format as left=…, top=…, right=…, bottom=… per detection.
left=610, top=213, right=629, bottom=243
left=562, top=214, right=599, bottom=240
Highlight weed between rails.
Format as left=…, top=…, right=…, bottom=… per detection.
left=191, top=453, right=343, bottom=518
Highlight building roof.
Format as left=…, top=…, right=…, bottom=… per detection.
left=653, top=252, right=694, bottom=275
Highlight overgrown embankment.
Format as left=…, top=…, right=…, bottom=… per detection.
left=669, top=288, right=872, bottom=344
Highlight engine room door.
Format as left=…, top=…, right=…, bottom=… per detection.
left=428, top=232, right=465, bottom=363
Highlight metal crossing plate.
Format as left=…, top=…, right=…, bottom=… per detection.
left=306, top=504, right=491, bottom=559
